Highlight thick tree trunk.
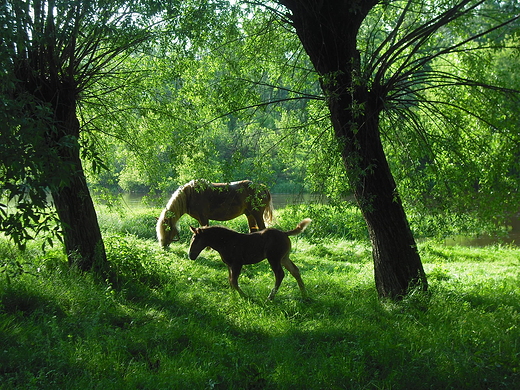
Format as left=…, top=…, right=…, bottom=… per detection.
left=281, top=0, right=427, bottom=298
left=9, top=2, right=110, bottom=272
left=47, top=81, right=107, bottom=272
left=51, top=156, right=107, bottom=272
left=337, top=98, right=427, bottom=298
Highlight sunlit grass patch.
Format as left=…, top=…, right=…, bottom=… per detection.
left=420, top=241, right=520, bottom=263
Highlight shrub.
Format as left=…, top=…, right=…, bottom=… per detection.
left=274, top=203, right=368, bottom=242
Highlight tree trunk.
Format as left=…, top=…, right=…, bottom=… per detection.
left=280, top=0, right=427, bottom=298
left=51, top=156, right=107, bottom=272
left=47, top=80, right=107, bottom=272
left=341, top=98, right=427, bottom=298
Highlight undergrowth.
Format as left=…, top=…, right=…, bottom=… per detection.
left=1, top=205, right=519, bottom=389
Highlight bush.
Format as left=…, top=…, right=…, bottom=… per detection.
left=274, top=203, right=368, bottom=242
left=97, top=206, right=159, bottom=240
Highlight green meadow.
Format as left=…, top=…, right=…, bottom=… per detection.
left=1, top=204, right=519, bottom=389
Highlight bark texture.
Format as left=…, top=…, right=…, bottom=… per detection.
left=49, top=81, right=107, bottom=271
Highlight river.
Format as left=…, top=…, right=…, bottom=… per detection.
left=443, top=217, right=520, bottom=247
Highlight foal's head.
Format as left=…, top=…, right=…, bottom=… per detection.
left=188, top=226, right=207, bottom=260
left=156, top=210, right=179, bottom=248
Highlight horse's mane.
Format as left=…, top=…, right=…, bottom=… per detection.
left=203, top=224, right=237, bottom=233
left=164, top=180, right=194, bottom=227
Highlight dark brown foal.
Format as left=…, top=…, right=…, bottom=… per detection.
left=189, top=219, right=311, bottom=300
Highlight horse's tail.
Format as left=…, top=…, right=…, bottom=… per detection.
left=263, top=192, right=276, bottom=226
left=285, top=218, right=312, bottom=236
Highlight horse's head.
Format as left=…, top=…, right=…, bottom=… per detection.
left=156, top=211, right=180, bottom=248
left=188, top=226, right=205, bottom=260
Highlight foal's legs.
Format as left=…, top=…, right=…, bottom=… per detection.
left=227, top=264, right=246, bottom=297
left=281, top=255, right=308, bottom=299
left=267, top=258, right=285, bottom=300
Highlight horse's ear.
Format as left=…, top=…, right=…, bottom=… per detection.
left=190, top=226, right=197, bottom=234
left=155, top=217, right=159, bottom=220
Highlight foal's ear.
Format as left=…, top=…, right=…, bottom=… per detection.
left=190, top=226, right=198, bottom=234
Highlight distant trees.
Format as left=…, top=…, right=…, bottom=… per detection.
left=84, top=5, right=325, bottom=196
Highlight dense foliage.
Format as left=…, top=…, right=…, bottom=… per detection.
left=83, top=1, right=520, bottom=230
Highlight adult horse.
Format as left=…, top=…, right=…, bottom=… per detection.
left=156, top=179, right=274, bottom=248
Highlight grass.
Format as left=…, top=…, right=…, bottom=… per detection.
left=1, top=205, right=519, bottom=389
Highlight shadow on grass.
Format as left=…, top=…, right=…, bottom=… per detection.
left=1, top=237, right=520, bottom=389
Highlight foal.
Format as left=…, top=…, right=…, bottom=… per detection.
left=189, top=219, right=311, bottom=300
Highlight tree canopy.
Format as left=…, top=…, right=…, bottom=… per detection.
left=84, top=1, right=520, bottom=223
left=0, top=0, right=160, bottom=267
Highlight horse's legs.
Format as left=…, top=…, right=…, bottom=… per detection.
left=255, top=209, right=266, bottom=230
left=281, top=255, right=308, bottom=299
left=198, top=217, right=209, bottom=227
left=228, top=265, right=246, bottom=297
left=247, top=206, right=267, bottom=232
left=246, top=214, right=260, bottom=232
left=267, top=259, right=285, bottom=300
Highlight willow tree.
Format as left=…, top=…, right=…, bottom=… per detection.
left=271, top=0, right=520, bottom=298
left=0, top=0, right=154, bottom=271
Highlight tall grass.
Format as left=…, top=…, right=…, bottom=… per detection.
left=1, top=204, right=519, bottom=389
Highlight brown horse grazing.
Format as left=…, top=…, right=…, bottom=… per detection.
left=189, top=218, right=311, bottom=300
left=156, top=179, right=274, bottom=248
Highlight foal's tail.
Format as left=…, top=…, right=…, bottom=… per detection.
left=285, top=218, right=312, bottom=236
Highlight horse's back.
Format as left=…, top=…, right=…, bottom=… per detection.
left=218, top=229, right=288, bottom=264
left=189, top=180, right=268, bottom=221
